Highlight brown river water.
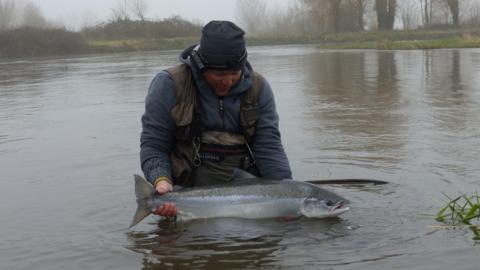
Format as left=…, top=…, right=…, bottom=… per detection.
left=1, top=46, right=480, bottom=269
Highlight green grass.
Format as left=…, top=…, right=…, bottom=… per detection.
left=436, top=193, right=480, bottom=240
left=85, top=29, right=480, bottom=54
left=86, top=37, right=198, bottom=53
left=316, top=36, right=480, bottom=50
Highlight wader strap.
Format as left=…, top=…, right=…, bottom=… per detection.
left=240, top=72, right=264, bottom=176
left=240, top=72, right=263, bottom=144
left=191, top=92, right=202, bottom=168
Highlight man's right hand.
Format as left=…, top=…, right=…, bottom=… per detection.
left=153, top=180, right=177, bottom=217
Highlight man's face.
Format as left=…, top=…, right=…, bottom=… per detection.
left=203, top=69, right=242, bottom=97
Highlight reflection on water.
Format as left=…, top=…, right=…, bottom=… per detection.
left=251, top=47, right=480, bottom=186
left=1, top=47, right=480, bottom=269
left=303, top=51, right=407, bottom=172
left=128, top=219, right=284, bottom=269
left=127, top=217, right=358, bottom=269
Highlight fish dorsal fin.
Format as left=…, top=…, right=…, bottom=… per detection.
left=229, top=168, right=256, bottom=181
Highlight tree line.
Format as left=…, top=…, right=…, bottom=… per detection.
left=0, top=0, right=52, bottom=30
left=0, top=0, right=201, bottom=39
left=1, top=0, right=480, bottom=57
left=235, top=0, right=480, bottom=35
left=0, top=0, right=202, bottom=57
left=3, top=0, right=480, bottom=36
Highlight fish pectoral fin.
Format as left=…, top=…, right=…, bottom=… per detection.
left=228, top=168, right=257, bottom=181
left=280, top=215, right=303, bottom=221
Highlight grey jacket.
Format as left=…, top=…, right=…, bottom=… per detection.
left=140, top=45, right=292, bottom=185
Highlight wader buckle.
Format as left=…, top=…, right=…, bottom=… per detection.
left=192, top=137, right=202, bottom=167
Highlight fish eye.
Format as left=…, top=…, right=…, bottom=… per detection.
left=323, top=200, right=335, bottom=207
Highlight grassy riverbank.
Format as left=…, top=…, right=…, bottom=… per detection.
left=2, top=27, right=480, bottom=58
left=315, top=36, right=480, bottom=50
left=315, top=32, right=480, bottom=50
left=86, top=27, right=480, bottom=53
left=247, top=28, right=480, bottom=50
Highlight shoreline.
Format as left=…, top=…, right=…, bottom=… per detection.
left=315, top=36, right=480, bottom=50
left=2, top=28, right=480, bottom=59
left=85, top=35, right=480, bottom=56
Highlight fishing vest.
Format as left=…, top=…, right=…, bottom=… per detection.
left=166, top=64, right=263, bottom=186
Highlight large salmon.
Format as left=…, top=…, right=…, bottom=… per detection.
left=130, top=175, right=349, bottom=228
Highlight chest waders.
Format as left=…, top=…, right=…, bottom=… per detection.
left=166, top=64, right=263, bottom=187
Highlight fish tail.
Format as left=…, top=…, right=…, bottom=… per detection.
left=129, top=175, right=155, bottom=228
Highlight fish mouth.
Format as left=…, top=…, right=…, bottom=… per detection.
left=301, top=198, right=350, bottom=218
left=328, top=201, right=350, bottom=215
left=329, top=201, right=344, bottom=210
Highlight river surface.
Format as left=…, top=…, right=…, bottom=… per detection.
left=1, top=45, right=480, bottom=269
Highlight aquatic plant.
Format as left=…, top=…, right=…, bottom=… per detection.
left=436, top=193, right=480, bottom=240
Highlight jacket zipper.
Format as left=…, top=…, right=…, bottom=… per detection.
left=219, top=97, right=225, bottom=128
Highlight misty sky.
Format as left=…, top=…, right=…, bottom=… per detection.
left=28, top=0, right=288, bottom=29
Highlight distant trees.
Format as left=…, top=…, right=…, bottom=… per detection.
left=302, top=0, right=342, bottom=33
left=22, top=2, right=48, bottom=28
left=420, top=0, right=465, bottom=27
left=130, top=0, right=148, bottom=21
left=299, top=0, right=366, bottom=33
left=0, top=0, right=15, bottom=30
left=399, top=0, right=421, bottom=30
left=446, top=0, right=459, bottom=26
left=0, top=27, right=88, bottom=58
left=0, top=0, right=52, bottom=30
left=235, top=0, right=480, bottom=35
left=235, top=0, right=268, bottom=35
left=110, top=0, right=149, bottom=22
left=375, top=0, right=397, bottom=30
left=111, top=0, right=130, bottom=22
left=463, top=0, right=480, bottom=26
left=81, top=16, right=202, bottom=40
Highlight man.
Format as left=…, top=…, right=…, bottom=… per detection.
left=140, top=20, right=292, bottom=217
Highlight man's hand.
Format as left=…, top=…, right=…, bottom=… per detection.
left=155, top=179, right=173, bottom=195
left=153, top=179, right=177, bottom=217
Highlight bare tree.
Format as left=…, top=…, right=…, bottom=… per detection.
left=22, top=2, right=47, bottom=28
left=375, top=0, right=397, bottom=30
left=129, top=0, right=148, bottom=21
left=301, top=0, right=340, bottom=33
left=462, top=0, right=480, bottom=26
left=419, top=0, right=461, bottom=27
left=329, top=0, right=342, bottom=33
left=235, top=0, right=268, bottom=35
left=355, top=0, right=367, bottom=31
left=420, top=0, right=433, bottom=26
left=0, top=0, right=15, bottom=30
left=344, top=0, right=366, bottom=32
left=266, top=2, right=306, bottom=36
left=445, top=0, right=459, bottom=25
left=301, top=0, right=367, bottom=33
left=399, top=0, right=420, bottom=29
left=110, top=0, right=130, bottom=22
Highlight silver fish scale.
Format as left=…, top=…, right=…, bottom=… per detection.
left=162, top=180, right=323, bottom=199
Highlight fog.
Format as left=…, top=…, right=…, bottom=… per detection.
left=27, top=0, right=289, bottom=29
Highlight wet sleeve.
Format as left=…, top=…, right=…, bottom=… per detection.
left=140, top=71, right=176, bottom=183
left=252, top=79, right=293, bottom=179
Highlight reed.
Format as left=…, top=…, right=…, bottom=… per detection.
left=436, top=193, right=480, bottom=240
